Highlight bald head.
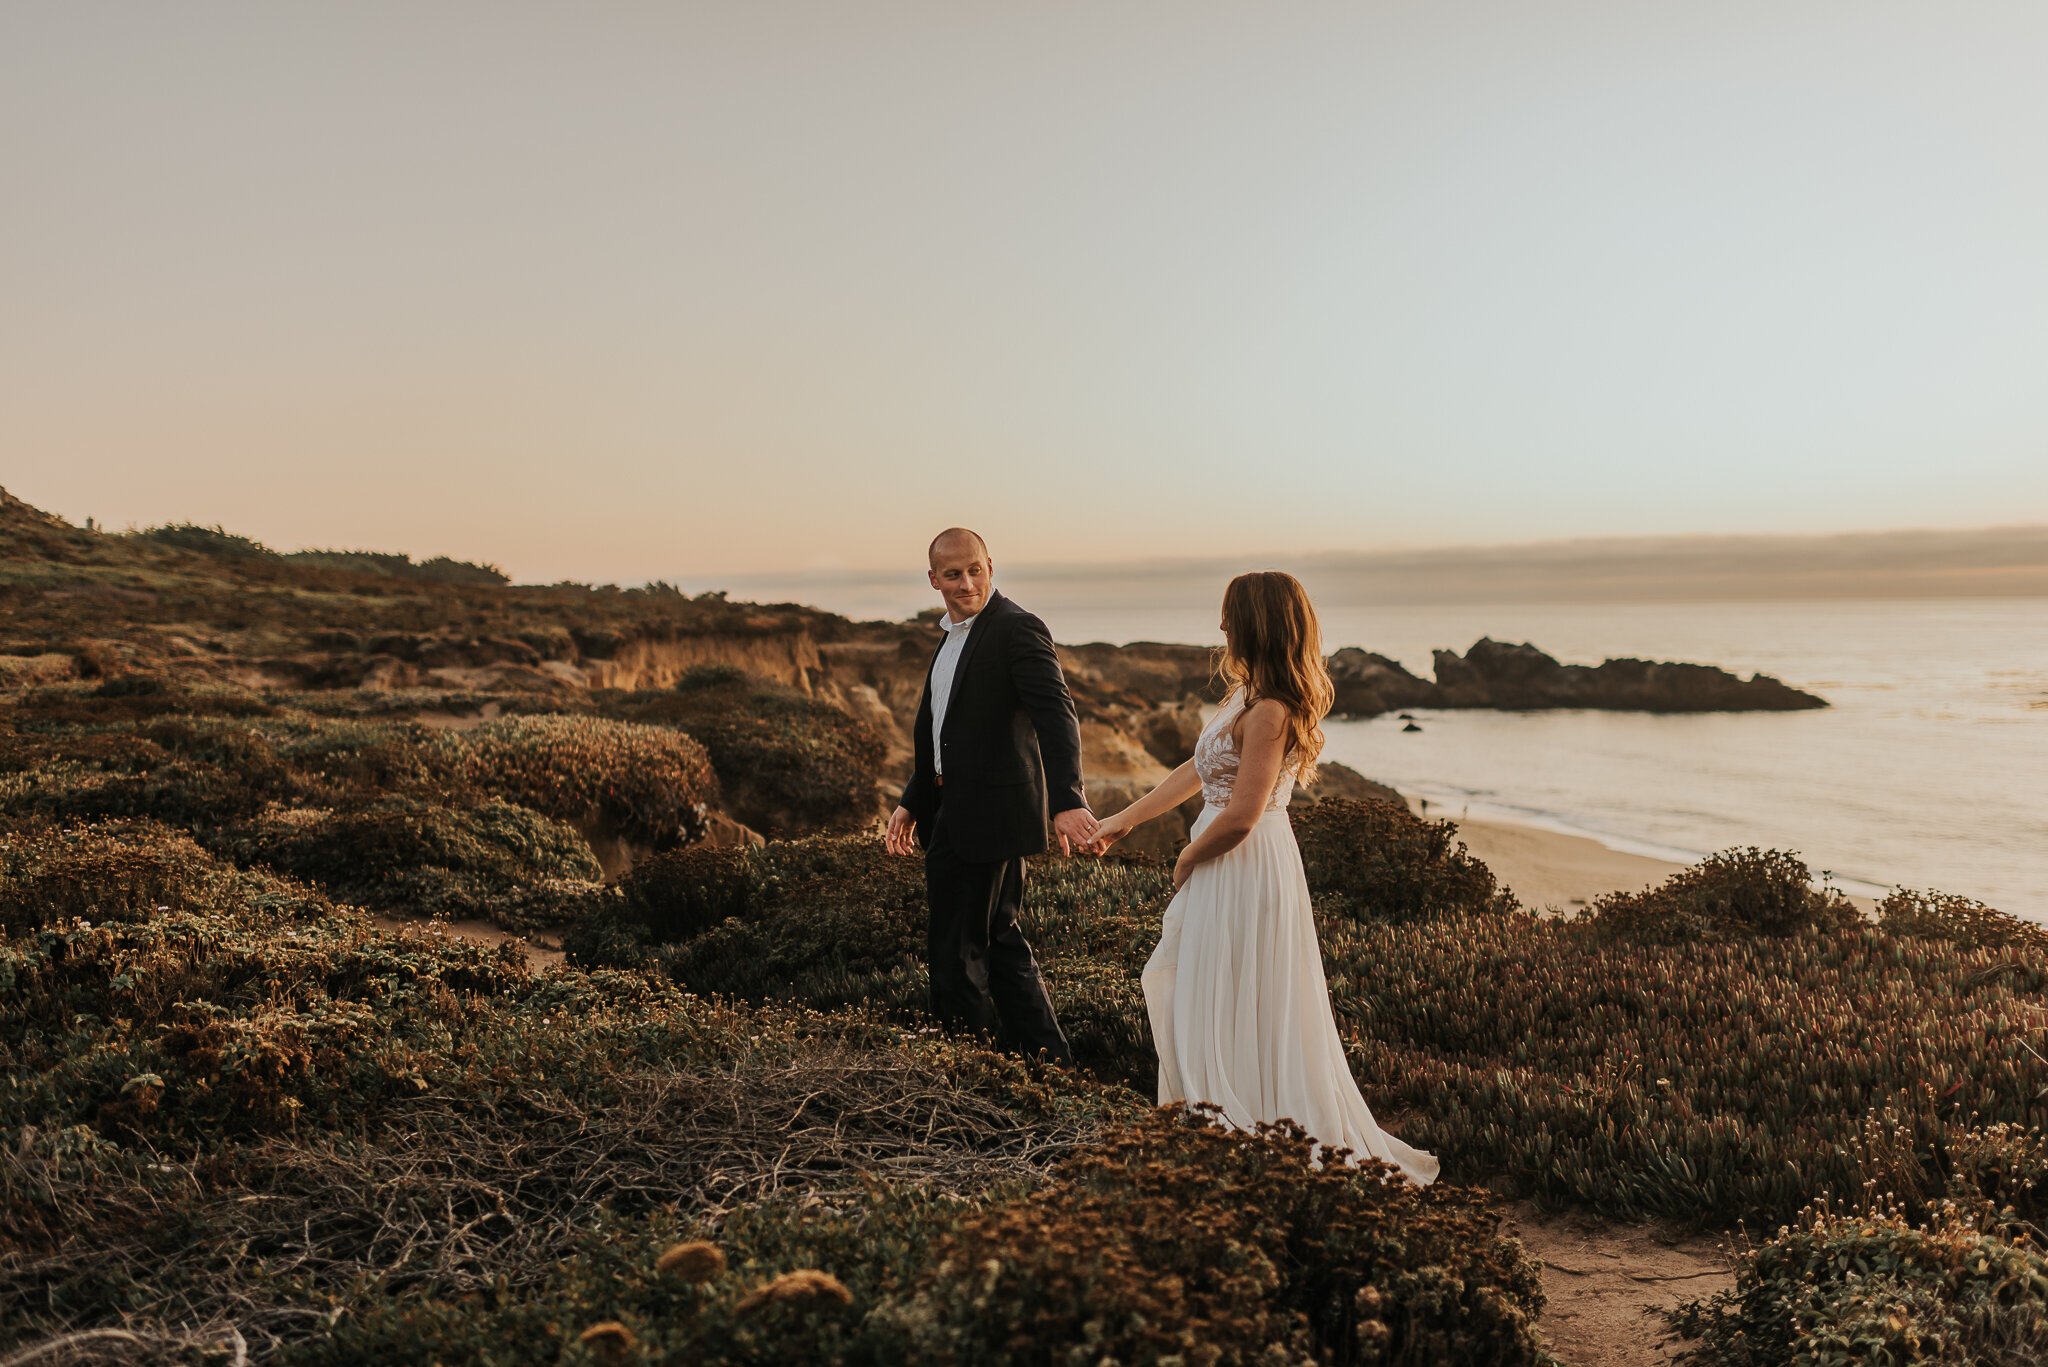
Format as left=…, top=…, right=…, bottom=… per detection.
left=926, top=527, right=994, bottom=622
left=927, top=527, right=990, bottom=569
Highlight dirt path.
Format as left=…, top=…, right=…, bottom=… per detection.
left=1507, top=1202, right=1735, bottom=1367
left=411, top=702, right=506, bottom=732
left=370, top=914, right=566, bottom=969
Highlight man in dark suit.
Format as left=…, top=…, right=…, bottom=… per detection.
left=884, top=528, right=1096, bottom=1065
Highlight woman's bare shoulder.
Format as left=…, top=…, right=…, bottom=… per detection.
left=1238, top=696, right=1291, bottom=739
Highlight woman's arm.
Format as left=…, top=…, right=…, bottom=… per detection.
left=1091, top=758, right=1203, bottom=850
left=1171, top=699, right=1289, bottom=887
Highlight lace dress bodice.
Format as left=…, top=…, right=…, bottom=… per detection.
left=1194, top=689, right=1296, bottom=811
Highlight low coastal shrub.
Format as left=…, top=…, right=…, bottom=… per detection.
left=219, top=797, right=605, bottom=929
left=133, top=521, right=277, bottom=559
left=0, top=820, right=239, bottom=931
left=0, top=754, right=281, bottom=830
left=564, top=834, right=1167, bottom=1085
left=565, top=836, right=929, bottom=1033
left=658, top=881, right=928, bottom=1019
left=1878, top=886, right=2048, bottom=955
left=1326, top=906, right=2048, bottom=1226
left=610, top=667, right=888, bottom=835
left=607, top=844, right=763, bottom=944
left=1587, top=846, right=1859, bottom=944
left=286, top=547, right=510, bottom=586
left=1948, top=1122, right=2048, bottom=1232
left=1, top=856, right=531, bottom=1151
left=286, top=1109, right=1541, bottom=1367
left=1671, top=1196, right=2048, bottom=1365
left=0, top=701, right=445, bottom=832
left=449, top=713, right=719, bottom=848
left=890, top=1107, right=1547, bottom=1366
left=1292, top=798, right=1521, bottom=923
left=571, top=830, right=2048, bottom=1206
left=297, top=1187, right=968, bottom=1367
left=0, top=704, right=313, bottom=829
left=265, top=715, right=457, bottom=796
left=11, top=677, right=274, bottom=727
left=3, top=921, right=1145, bottom=1359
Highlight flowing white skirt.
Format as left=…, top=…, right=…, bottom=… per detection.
left=1142, top=804, right=1439, bottom=1185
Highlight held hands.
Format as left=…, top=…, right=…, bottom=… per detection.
left=1051, top=807, right=1099, bottom=857
left=1085, top=811, right=1136, bottom=856
left=885, top=805, right=1105, bottom=858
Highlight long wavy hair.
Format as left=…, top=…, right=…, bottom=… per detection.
left=1217, top=571, right=1333, bottom=783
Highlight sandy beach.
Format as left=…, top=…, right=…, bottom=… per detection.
left=1427, top=803, right=1880, bottom=916
left=1417, top=803, right=1875, bottom=918
left=1441, top=812, right=1687, bottom=914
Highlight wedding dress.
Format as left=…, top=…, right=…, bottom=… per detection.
left=1141, top=688, right=1439, bottom=1184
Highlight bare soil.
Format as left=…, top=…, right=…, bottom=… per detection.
left=369, top=914, right=566, bottom=969
left=1507, top=1200, right=1735, bottom=1367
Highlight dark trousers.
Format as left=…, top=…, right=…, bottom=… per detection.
left=923, top=797, right=1074, bottom=1066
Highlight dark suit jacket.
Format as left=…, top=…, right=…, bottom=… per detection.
left=898, top=589, right=1086, bottom=863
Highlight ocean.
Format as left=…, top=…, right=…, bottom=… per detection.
left=768, top=577, right=2048, bottom=920
left=1069, top=598, right=2048, bottom=920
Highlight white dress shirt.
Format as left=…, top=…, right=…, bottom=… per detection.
left=929, top=609, right=979, bottom=775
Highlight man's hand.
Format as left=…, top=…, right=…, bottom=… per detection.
left=1051, top=807, right=1098, bottom=856
left=884, top=806, right=918, bottom=856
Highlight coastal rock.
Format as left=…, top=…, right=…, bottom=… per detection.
left=1085, top=777, right=1188, bottom=860
left=1135, top=699, right=1206, bottom=768
left=1430, top=638, right=1826, bottom=712
left=1327, top=648, right=1443, bottom=716
left=1289, top=761, right=1404, bottom=811
left=1080, top=720, right=1173, bottom=784
left=1057, top=641, right=1220, bottom=704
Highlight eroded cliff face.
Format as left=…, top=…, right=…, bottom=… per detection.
left=582, top=632, right=823, bottom=694
left=815, top=630, right=1202, bottom=794
left=215, top=625, right=826, bottom=699
left=817, top=637, right=934, bottom=730
left=805, top=624, right=1216, bottom=859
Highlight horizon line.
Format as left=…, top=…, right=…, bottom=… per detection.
left=707, top=521, right=2048, bottom=591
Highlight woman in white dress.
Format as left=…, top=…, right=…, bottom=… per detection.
left=1088, top=572, right=1438, bottom=1185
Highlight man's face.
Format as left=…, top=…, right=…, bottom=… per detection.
left=928, top=540, right=992, bottom=621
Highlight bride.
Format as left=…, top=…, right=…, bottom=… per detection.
left=1089, top=571, right=1438, bottom=1185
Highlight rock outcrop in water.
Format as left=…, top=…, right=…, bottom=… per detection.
left=1429, top=637, right=1826, bottom=712
left=1327, top=648, right=1445, bottom=716
left=1324, top=638, right=1825, bottom=715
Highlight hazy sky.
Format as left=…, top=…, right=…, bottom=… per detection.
left=6, top=2, right=2046, bottom=585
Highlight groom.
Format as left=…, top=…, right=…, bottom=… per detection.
left=884, top=528, right=1095, bottom=1066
